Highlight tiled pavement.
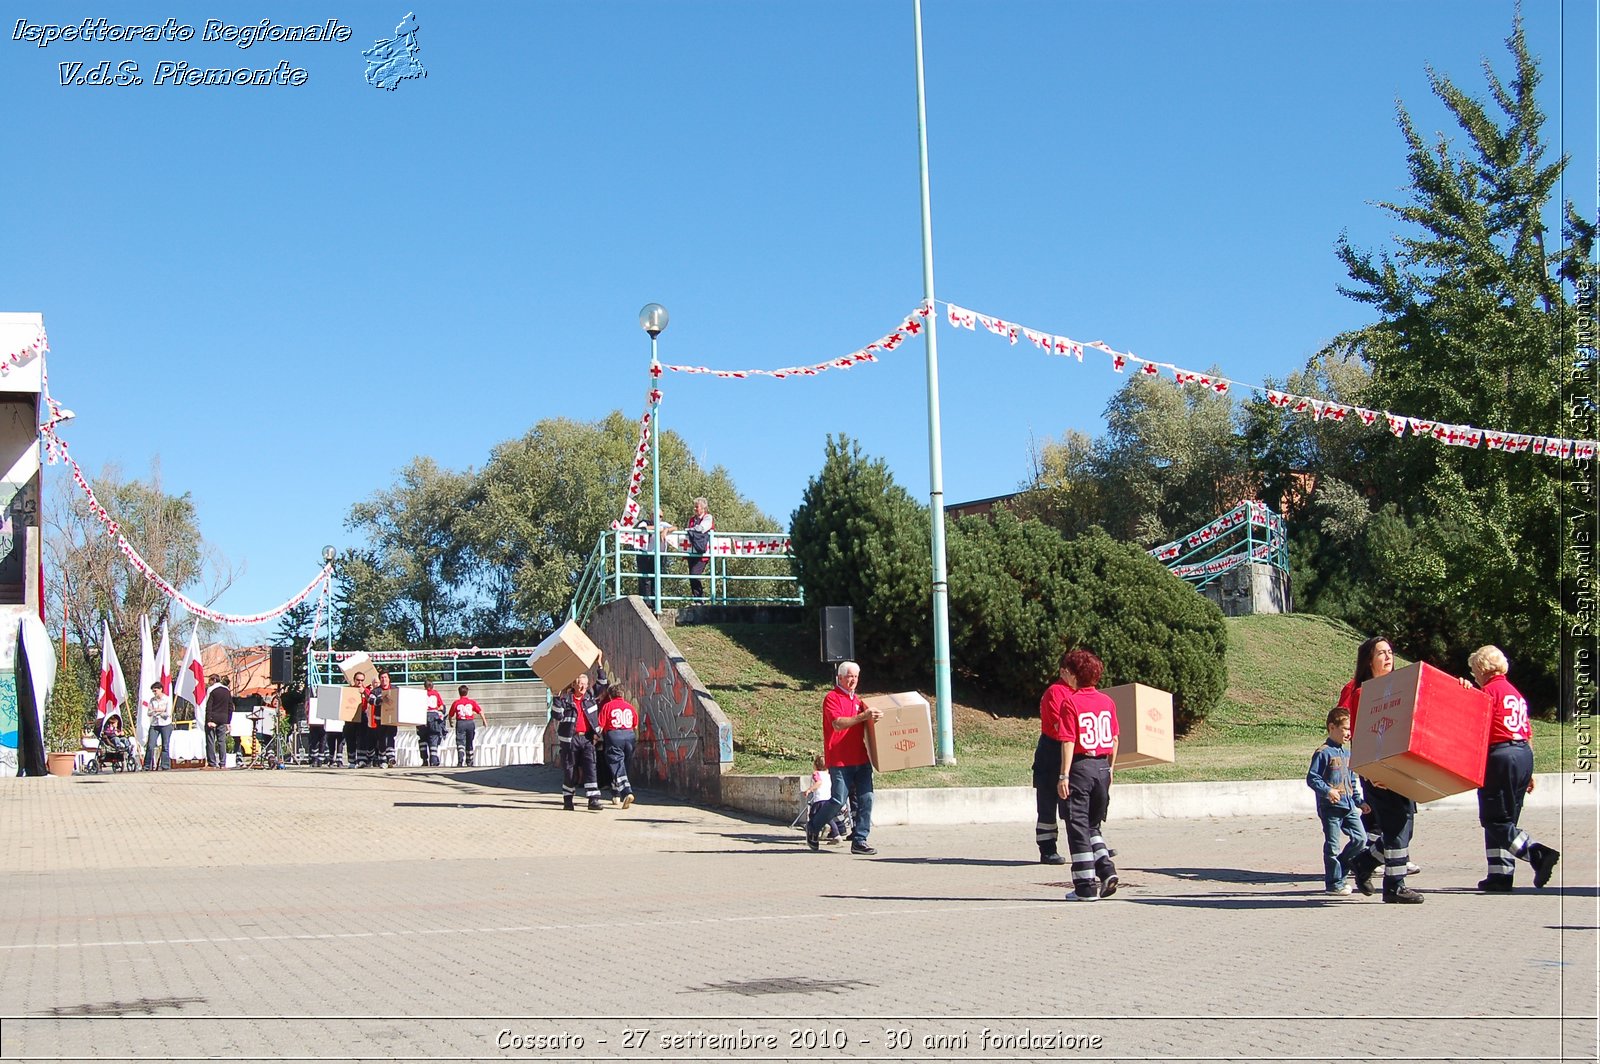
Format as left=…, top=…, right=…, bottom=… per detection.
left=0, top=765, right=1594, bottom=1063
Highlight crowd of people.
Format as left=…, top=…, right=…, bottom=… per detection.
left=305, top=671, right=488, bottom=769
left=803, top=636, right=1562, bottom=906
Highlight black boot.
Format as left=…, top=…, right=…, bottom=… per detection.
left=1477, top=874, right=1514, bottom=893
left=1529, top=843, right=1561, bottom=888
left=562, top=794, right=575, bottom=811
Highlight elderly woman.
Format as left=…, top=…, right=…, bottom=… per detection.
left=1466, top=646, right=1560, bottom=891
left=1339, top=636, right=1422, bottom=903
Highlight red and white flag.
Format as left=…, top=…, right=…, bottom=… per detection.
left=175, top=626, right=207, bottom=711
left=156, top=622, right=172, bottom=695
left=96, top=621, right=127, bottom=723
left=135, top=614, right=157, bottom=743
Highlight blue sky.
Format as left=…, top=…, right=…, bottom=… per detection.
left=5, top=0, right=1595, bottom=642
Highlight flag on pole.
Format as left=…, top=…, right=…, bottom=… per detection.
left=136, top=614, right=157, bottom=746
left=96, top=621, right=127, bottom=723
left=156, top=622, right=172, bottom=695
left=175, top=626, right=207, bottom=713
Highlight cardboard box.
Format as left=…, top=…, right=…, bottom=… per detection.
left=338, top=653, right=377, bottom=686
left=378, top=686, right=428, bottom=727
left=313, top=684, right=365, bottom=723
left=1104, top=682, right=1176, bottom=769
left=863, top=692, right=935, bottom=773
left=527, top=620, right=601, bottom=693
left=1350, top=661, right=1491, bottom=802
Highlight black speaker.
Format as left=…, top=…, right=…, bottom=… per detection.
left=820, top=606, right=854, bottom=664
left=269, top=645, right=293, bottom=684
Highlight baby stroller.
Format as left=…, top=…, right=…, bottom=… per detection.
left=84, top=714, right=137, bottom=774
left=792, top=791, right=853, bottom=845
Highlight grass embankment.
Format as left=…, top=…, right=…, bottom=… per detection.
left=671, top=615, right=1572, bottom=786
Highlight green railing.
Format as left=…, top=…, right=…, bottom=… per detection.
left=570, top=527, right=802, bottom=622
left=307, top=649, right=542, bottom=688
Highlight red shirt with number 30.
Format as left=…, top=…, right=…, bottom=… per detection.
left=1062, top=687, right=1119, bottom=758
left=1483, top=674, right=1531, bottom=744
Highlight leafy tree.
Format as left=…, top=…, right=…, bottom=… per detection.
left=44, top=650, right=92, bottom=752
left=1052, top=528, right=1229, bottom=733
left=789, top=435, right=931, bottom=676
left=1326, top=19, right=1594, bottom=708
left=270, top=599, right=318, bottom=706
left=1020, top=374, right=1250, bottom=549
left=44, top=462, right=233, bottom=675
left=464, top=412, right=779, bottom=640
left=345, top=457, right=476, bottom=645
left=946, top=509, right=1079, bottom=689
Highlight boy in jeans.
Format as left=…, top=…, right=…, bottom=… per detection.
left=1306, top=707, right=1369, bottom=896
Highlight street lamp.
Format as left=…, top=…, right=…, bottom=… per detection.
left=321, top=545, right=336, bottom=683
left=639, top=304, right=668, bottom=614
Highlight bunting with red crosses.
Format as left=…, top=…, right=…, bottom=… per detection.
left=947, top=301, right=1596, bottom=463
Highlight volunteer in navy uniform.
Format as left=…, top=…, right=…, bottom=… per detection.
left=1054, top=649, right=1120, bottom=901
left=1466, top=645, right=1560, bottom=892
left=1033, top=657, right=1074, bottom=865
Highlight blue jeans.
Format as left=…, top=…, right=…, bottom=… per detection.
left=1319, top=805, right=1368, bottom=890
left=809, top=762, right=873, bottom=844
left=144, top=724, right=173, bottom=770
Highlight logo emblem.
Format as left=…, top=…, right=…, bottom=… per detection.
left=894, top=738, right=916, bottom=752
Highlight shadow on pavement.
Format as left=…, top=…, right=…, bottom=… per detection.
left=867, top=857, right=1038, bottom=868
left=1141, top=866, right=1317, bottom=885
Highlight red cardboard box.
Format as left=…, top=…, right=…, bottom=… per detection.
left=1349, top=661, right=1490, bottom=802
left=1104, top=682, right=1176, bottom=769
left=863, top=692, right=936, bottom=773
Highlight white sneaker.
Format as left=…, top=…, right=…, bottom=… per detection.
left=1325, top=884, right=1353, bottom=896
left=1406, top=862, right=1421, bottom=875
left=1064, top=889, right=1099, bottom=902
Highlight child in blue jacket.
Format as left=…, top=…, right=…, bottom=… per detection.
left=1307, top=707, right=1369, bottom=896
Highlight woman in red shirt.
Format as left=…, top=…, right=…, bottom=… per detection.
left=1053, top=649, right=1120, bottom=902
left=1466, top=645, right=1559, bottom=891
left=1340, top=636, right=1421, bottom=903
left=599, top=682, right=639, bottom=808
left=448, top=685, right=485, bottom=767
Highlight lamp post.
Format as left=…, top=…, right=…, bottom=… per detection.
left=321, top=545, right=335, bottom=685
left=639, top=303, right=669, bottom=614
left=913, top=0, right=955, bottom=764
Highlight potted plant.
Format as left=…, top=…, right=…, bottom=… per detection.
left=44, top=653, right=91, bottom=776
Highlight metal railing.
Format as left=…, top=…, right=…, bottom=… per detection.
left=570, top=528, right=802, bottom=622
left=1148, top=500, right=1290, bottom=590
left=307, top=649, right=542, bottom=688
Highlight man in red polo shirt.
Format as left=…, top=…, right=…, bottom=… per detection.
left=806, top=660, right=882, bottom=855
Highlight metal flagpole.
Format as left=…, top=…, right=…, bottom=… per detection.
left=913, top=0, right=955, bottom=765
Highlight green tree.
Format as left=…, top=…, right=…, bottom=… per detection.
left=45, top=462, right=232, bottom=675
left=345, top=457, right=477, bottom=645
left=464, top=412, right=779, bottom=640
left=1053, top=528, right=1229, bottom=733
left=44, top=651, right=92, bottom=752
left=1328, top=19, right=1594, bottom=708
left=789, top=435, right=931, bottom=677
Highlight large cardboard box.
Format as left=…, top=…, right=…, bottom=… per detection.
left=1350, top=661, right=1490, bottom=802
left=378, top=686, right=428, bottom=727
left=1104, top=682, right=1176, bottom=769
left=338, top=653, right=377, bottom=686
left=862, top=692, right=936, bottom=773
left=313, top=684, right=364, bottom=723
left=527, top=620, right=601, bottom=693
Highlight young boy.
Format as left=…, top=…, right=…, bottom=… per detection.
left=1306, top=707, right=1369, bottom=896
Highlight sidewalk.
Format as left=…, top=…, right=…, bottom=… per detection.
left=1, top=764, right=1594, bottom=1063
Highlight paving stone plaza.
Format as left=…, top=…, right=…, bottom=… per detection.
left=1, top=766, right=1594, bottom=1063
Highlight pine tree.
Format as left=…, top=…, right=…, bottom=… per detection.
left=1332, top=19, right=1595, bottom=707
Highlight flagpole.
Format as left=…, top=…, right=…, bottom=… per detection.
left=913, top=0, right=955, bottom=765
